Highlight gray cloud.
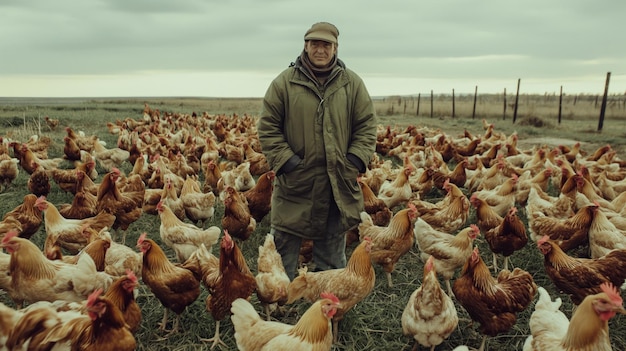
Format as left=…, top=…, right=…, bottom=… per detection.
left=1, top=0, right=624, bottom=96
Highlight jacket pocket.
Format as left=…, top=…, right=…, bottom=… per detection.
left=278, top=160, right=313, bottom=197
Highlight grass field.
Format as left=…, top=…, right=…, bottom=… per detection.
left=0, top=96, right=625, bottom=351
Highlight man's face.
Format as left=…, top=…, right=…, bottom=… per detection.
left=305, top=40, right=336, bottom=68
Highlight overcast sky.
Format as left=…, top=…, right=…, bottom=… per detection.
left=2, top=0, right=625, bottom=98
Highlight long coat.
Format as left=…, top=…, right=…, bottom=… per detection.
left=257, top=57, right=377, bottom=240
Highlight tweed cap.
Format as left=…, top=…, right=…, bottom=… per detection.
left=304, top=22, right=339, bottom=44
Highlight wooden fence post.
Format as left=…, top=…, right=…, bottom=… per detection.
left=416, top=93, right=421, bottom=116
left=558, top=86, right=563, bottom=124
left=513, top=79, right=521, bottom=123
left=598, top=71, right=611, bottom=131
left=452, top=89, right=456, bottom=118
left=472, top=86, right=478, bottom=119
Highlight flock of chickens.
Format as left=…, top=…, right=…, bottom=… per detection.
left=0, top=104, right=625, bottom=350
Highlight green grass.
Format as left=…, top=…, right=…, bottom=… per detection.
left=1, top=97, right=625, bottom=351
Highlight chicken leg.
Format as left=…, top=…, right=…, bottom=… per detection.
left=200, top=320, right=227, bottom=350
left=492, top=253, right=499, bottom=274
left=158, top=308, right=169, bottom=331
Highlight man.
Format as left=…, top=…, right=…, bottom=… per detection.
left=257, top=22, right=377, bottom=280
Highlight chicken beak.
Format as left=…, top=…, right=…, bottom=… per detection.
left=616, top=306, right=626, bottom=315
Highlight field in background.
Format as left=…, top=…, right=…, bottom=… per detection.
left=0, top=96, right=625, bottom=350
left=2, top=94, right=625, bottom=148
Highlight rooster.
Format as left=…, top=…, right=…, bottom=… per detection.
left=287, top=237, right=376, bottom=343
left=357, top=204, right=418, bottom=287
left=255, top=233, right=290, bottom=321
left=202, top=230, right=257, bottom=349
left=453, top=247, right=536, bottom=351
left=402, top=255, right=459, bottom=351
left=156, top=200, right=221, bottom=263
left=414, top=220, right=480, bottom=296
left=230, top=292, right=340, bottom=351
left=523, top=284, right=626, bottom=351
left=537, top=235, right=626, bottom=305
left=137, top=233, right=200, bottom=335
left=485, top=206, right=528, bottom=273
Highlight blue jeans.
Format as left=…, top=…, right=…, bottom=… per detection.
left=272, top=201, right=347, bottom=280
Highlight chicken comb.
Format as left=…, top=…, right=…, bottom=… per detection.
left=537, top=235, right=550, bottom=246
left=35, top=195, right=46, bottom=205
left=362, top=236, right=372, bottom=243
left=1, top=230, right=19, bottom=245
left=408, top=202, right=417, bottom=212
left=87, top=288, right=103, bottom=307
left=600, top=282, right=623, bottom=305
left=126, top=269, right=138, bottom=284
left=320, top=292, right=340, bottom=304
left=137, top=232, right=147, bottom=245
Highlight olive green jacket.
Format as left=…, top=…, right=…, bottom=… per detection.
left=257, top=56, right=377, bottom=239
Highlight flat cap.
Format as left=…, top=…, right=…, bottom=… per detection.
left=304, top=22, right=339, bottom=44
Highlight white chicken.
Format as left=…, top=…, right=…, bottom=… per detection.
left=402, top=255, right=458, bottom=351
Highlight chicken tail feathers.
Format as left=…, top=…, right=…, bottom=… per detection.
left=231, top=298, right=261, bottom=330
